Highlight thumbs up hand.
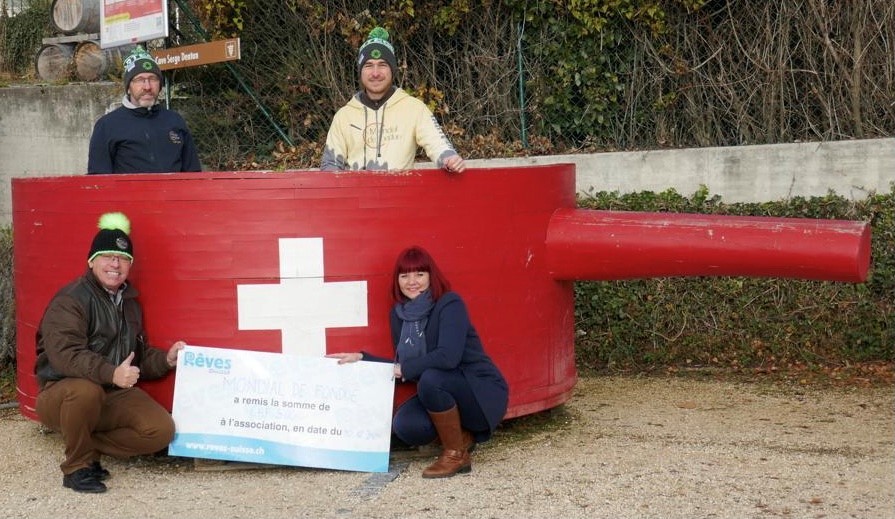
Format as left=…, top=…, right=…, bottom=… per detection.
left=113, top=352, right=141, bottom=388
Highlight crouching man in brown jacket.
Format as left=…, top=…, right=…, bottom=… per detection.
left=34, top=212, right=185, bottom=493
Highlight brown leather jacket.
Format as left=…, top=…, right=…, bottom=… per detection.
left=34, top=269, right=171, bottom=389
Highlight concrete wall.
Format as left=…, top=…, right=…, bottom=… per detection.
left=0, top=83, right=119, bottom=223
left=1, top=83, right=892, bottom=225
left=475, top=139, right=894, bottom=203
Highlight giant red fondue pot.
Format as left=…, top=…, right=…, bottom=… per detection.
left=12, top=165, right=870, bottom=420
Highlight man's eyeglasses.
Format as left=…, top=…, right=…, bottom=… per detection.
left=96, top=254, right=132, bottom=264
left=132, top=76, right=161, bottom=85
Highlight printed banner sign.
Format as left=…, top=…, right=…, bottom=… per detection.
left=100, top=0, right=169, bottom=48
left=169, top=345, right=395, bottom=472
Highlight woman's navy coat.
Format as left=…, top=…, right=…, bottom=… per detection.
left=388, top=292, right=509, bottom=435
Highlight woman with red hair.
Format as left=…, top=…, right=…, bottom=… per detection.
left=328, top=245, right=508, bottom=478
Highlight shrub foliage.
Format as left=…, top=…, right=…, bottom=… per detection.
left=0, top=227, right=13, bottom=369
left=2, top=1, right=892, bottom=168
left=573, top=185, right=894, bottom=372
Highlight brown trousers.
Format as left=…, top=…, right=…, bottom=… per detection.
left=35, top=378, right=175, bottom=475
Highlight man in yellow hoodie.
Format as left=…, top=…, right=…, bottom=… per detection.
left=321, top=27, right=466, bottom=173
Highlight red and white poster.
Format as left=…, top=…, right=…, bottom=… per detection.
left=100, top=0, right=168, bottom=48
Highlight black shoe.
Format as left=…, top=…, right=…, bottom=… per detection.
left=62, top=467, right=107, bottom=493
left=89, top=461, right=111, bottom=481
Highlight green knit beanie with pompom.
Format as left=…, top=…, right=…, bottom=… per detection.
left=357, top=27, right=397, bottom=75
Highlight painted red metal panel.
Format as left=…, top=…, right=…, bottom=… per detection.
left=13, top=166, right=578, bottom=421
left=12, top=166, right=871, bottom=423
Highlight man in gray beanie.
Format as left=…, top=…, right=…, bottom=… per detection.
left=321, top=27, right=466, bottom=173
left=87, top=45, right=202, bottom=174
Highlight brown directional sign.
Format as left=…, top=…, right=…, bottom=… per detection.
left=151, top=38, right=241, bottom=71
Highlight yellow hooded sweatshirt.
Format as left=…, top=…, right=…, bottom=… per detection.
left=320, top=87, right=459, bottom=171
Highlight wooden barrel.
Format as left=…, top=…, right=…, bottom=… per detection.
left=74, top=41, right=132, bottom=81
left=35, top=43, right=75, bottom=82
left=51, top=0, right=100, bottom=35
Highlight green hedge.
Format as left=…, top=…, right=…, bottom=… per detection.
left=0, top=227, right=13, bottom=369
left=573, top=185, right=894, bottom=372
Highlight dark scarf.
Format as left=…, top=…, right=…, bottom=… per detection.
left=394, top=290, right=435, bottom=364
left=358, top=86, right=396, bottom=110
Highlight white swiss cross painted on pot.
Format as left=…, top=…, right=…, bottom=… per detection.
left=237, top=237, right=367, bottom=356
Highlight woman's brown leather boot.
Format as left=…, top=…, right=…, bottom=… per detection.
left=422, top=406, right=472, bottom=478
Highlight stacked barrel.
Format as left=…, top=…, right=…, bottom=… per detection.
left=35, top=0, right=132, bottom=82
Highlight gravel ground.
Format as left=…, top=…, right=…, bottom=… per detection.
left=1, top=375, right=892, bottom=519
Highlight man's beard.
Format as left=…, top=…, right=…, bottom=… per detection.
left=133, top=95, right=157, bottom=107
